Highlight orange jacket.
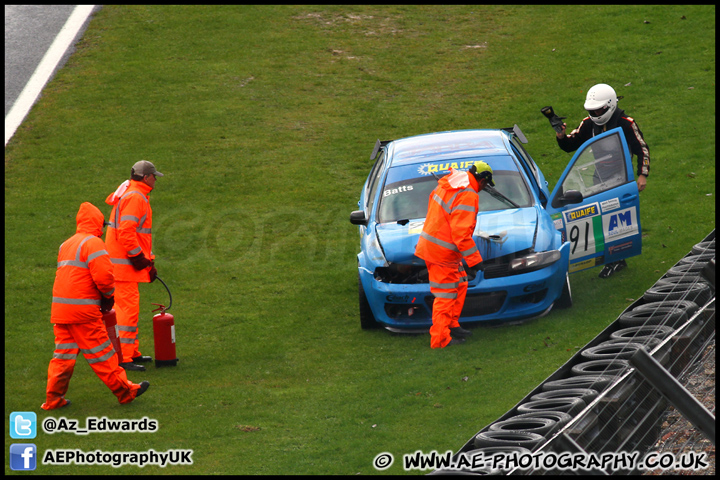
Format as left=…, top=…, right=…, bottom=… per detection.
left=51, top=202, right=115, bottom=324
left=415, top=169, right=483, bottom=268
left=104, top=180, right=154, bottom=282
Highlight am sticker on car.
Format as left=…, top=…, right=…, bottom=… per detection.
left=603, top=207, right=639, bottom=242
left=563, top=202, right=604, bottom=260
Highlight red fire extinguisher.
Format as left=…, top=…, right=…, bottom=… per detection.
left=152, top=276, right=178, bottom=367
left=102, top=308, right=123, bottom=364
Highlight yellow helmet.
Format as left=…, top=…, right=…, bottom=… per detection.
left=470, top=161, right=494, bottom=186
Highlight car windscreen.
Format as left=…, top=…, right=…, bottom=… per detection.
left=377, top=157, right=533, bottom=223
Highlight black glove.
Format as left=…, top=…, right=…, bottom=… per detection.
left=466, top=262, right=484, bottom=277
left=100, top=295, right=114, bottom=313
left=149, top=266, right=157, bottom=283
left=129, top=252, right=153, bottom=270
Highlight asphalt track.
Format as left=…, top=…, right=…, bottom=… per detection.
left=4, top=5, right=100, bottom=146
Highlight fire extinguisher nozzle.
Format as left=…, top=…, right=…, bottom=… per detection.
left=154, top=275, right=172, bottom=312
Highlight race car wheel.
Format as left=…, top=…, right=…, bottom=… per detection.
left=554, top=273, right=572, bottom=309
left=358, top=272, right=380, bottom=330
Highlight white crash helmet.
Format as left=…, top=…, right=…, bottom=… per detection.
left=584, top=83, right=617, bottom=126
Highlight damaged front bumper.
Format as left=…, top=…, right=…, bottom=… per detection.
left=359, top=243, right=570, bottom=330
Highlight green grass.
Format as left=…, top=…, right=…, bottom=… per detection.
left=5, top=5, right=715, bottom=475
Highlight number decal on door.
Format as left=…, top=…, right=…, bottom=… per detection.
left=563, top=202, right=604, bottom=260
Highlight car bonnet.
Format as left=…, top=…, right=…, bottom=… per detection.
left=375, top=207, right=540, bottom=265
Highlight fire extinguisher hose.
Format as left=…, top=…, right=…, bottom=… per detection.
left=154, top=275, right=173, bottom=312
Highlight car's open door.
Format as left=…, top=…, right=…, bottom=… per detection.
left=546, top=127, right=642, bottom=273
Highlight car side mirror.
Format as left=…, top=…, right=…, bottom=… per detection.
left=350, top=210, right=368, bottom=226
left=554, top=189, right=584, bottom=208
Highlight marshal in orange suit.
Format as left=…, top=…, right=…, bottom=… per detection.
left=42, top=202, right=149, bottom=410
left=415, top=161, right=494, bottom=348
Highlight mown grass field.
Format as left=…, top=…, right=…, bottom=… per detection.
left=4, top=5, right=714, bottom=475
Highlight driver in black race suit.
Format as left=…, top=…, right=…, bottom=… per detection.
left=555, top=83, right=650, bottom=279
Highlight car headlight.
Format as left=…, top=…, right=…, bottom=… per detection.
left=509, top=250, right=561, bottom=272
left=367, top=230, right=388, bottom=267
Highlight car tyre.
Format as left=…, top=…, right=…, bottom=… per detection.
left=617, top=307, right=687, bottom=328
left=542, top=375, right=614, bottom=394
left=631, top=299, right=698, bottom=318
left=691, top=240, right=715, bottom=255
left=554, top=273, right=572, bottom=309
left=516, top=397, right=586, bottom=417
left=358, top=272, right=381, bottom=330
left=643, top=282, right=711, bottom=306
left=570, top=359, right=630, bottom=377
left=609, top=325, right=675, bottom=343
left=473, top=430, right=545, bottom=449
left=531, top=388, right=599, bottom=407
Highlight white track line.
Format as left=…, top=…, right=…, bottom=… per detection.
left=5, top=5, right=96, bottom=146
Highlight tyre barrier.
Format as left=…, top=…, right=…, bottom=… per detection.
left=617, top=307, right=688, bottom=328
left=657, top=269, right=714, bottom=289
left=570, top=358, right=630, bottom=377
left=516, top=397, right=587, bottom=417
left=488, top=416, right=558, bottom=437
left=599, top=337, right=662, bottom=351
left=642, top=281, right=712, bottom=305
left=488, top=411, right=572, bottom=437
left=691, top=240, right=715, bottom=255
left=542, top=374, right=615, bottom=393
left=449, top=231, right=714, bottom=474
left=609, top=324, right=675, bottom=343
left=473, top=430, right=546, bottom=449
left=584, top=339, right=671, bottom=367
left=678, top=252, right=716, bottom=266
left=664, top=263, right=711, bottom=282
left=581, top=342, right=652, bottom=360
left=531, top=388, right=599, bottom=408
left=631, top=299, right=699, bottom=318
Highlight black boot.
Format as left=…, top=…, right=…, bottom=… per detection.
left=450, top=326, right=473, bottom=338
left=120, top=362, right=146, bottom=372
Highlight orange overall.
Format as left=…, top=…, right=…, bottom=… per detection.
left=42, top=202, right=142, bottom=410
left=105, top=180, right=154, bottom=362
left=415, top=170, right=484, bottom=348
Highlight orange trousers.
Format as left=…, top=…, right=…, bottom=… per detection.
left=114, top=280, right=143, bottom=362
left=427, top=261, right=468, bottom=348
left=42, top=320, right=142, bottom=409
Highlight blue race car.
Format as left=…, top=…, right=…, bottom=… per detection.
left=350, top=126, right=642, bottom=331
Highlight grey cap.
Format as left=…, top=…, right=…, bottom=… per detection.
left=132, top=160, right=164, bottom=177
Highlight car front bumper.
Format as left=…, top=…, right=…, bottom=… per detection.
left=359, top=244, right=571, bottom=330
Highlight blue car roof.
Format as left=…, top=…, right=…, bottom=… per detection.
left=388, top=130, right=511, bottom=166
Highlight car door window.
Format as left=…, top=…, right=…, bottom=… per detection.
left=560, top=132, right=627, bottom=199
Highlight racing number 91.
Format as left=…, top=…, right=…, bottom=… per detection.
left=569, top=222, right=590, bottom=256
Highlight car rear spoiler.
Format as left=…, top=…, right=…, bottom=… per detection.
left=501, top=124, right=528, bottom=144
left=370, top=139, right=393, bottom=160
